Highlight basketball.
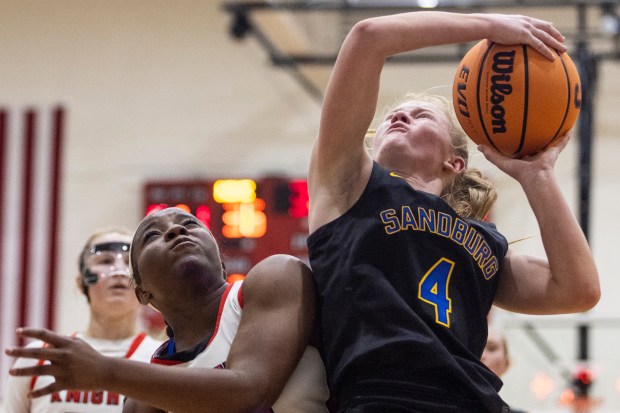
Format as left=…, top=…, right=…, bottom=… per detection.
left=452, top=40, right=582, bottom=157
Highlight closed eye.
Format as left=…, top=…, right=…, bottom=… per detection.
left=182, top=218, right=200, bottom=227
left=143, top=230, right=159, bottom=242
left=413, top=111, right=433, bottom=119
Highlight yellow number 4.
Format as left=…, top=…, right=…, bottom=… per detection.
left=418, top=258, right=455, bottom=327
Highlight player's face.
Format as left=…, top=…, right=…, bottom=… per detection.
left=132, top=208, right=223, bottom=304
left=481, top=329, right=509, bottom=377
left=85, top=232, right=139, bottom=316
left=373, top=101, right=454, bottom=176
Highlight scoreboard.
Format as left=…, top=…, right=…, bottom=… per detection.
left=142, top=177, right=310, bottom=281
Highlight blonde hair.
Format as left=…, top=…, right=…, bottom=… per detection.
left=375, top=92, right=497, bottom=221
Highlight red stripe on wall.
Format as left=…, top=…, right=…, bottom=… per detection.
left=46, top=107, right=64, bottom=330
left=0, top=110, right=6, bottom=327
left=18, top=110, right=36, bottom=336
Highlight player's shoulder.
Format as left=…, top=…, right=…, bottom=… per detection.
left=127, top=333, right=164, bottom=362
left=243, top=255, right=313, bottom=301
left=248, top=254, right=310, bottom=281
left=140, top=333, right=164, bottom=349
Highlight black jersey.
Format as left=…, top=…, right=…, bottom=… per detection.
left=308, top=162, right=510, bottom=412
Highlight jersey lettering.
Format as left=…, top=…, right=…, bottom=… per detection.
left=50, top=390, right=121, bottom=405
left=379, top=206, right=500, bottom=279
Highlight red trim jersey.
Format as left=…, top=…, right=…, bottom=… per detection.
left=1, top=332, right=162, bottom=413
left=151, top=281, right=329, bottom=413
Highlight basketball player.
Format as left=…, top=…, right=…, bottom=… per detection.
left=481, top=328, right=512, bottom=382
left=7, top=207, right=329, bottom=413
left=482, top=328, right=527, bottom=413
left=2, top=228, right=162, bottom=413
left=307, top=11, right=600, bottom=412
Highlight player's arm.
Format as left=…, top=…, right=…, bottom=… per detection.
left=6, top=255, right=317, bottom=413
left=224, top=254, right=318, bottom=406
left=309, top=11, right=565, bottom=233
left=480, top=133, right=600, bottom=313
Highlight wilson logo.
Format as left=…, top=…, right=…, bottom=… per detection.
left=489, top=50, right=516, bottom=134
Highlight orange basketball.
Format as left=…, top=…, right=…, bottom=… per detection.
left=452, top=40, right=581, bottom=157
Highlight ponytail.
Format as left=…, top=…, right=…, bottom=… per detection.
left=442, top=168, right=497, bottom=221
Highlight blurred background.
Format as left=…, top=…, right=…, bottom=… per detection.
left=1, top=1, right=619, bottom=411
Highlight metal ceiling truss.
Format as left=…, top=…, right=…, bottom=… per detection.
left=223, top=0, right=618, bottom=99
left=224, top=1, right=620, bottom=64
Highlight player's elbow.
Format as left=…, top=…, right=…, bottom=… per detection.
left=231, top=373, right=281, bottom=413
left=561, top=273, right=601, bottom=313
left=575, top=277, right=601, bottom=312
left=346, top=18, right=390, bottom=58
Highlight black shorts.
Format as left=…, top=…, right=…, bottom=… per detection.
left=339, top=396, right=464, bottom=413
left=333, top=379, right=505, bottom=413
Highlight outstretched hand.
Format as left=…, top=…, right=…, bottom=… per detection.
left=484, top=14, right=567, bottom=60
left=6, top=328, right=108, bottom=398
left=477, top=130, right=572, bottom=185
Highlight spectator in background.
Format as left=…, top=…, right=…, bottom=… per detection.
left=2, top=228, right=162, bottom=413
left=482, top=327, right=512, bottom=379
left=482, top=327, right=527, bottom=413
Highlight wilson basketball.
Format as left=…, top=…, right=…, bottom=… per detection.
left=452, top=40, right=581, bottom=157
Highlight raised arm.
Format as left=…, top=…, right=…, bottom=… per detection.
left=480, top=133, right=600, bottom=314
left=7, top=255, right=317, bottom=413
left=309, top=11, right=567, bottom=233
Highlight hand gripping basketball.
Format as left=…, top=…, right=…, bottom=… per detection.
left=453, top=40, right=581, bottom=158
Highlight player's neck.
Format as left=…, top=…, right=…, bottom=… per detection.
left=86, top=310, right=138, bottom=340
left=388, top=169, right=444, bottom=196
left=165, top=283, right=228, bottom=352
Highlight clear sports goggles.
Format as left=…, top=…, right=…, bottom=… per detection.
left=82, top=241, right=131, bottom=286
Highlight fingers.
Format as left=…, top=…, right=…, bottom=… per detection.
left=5, top=345, right=65, bottom=363
left=476, top=144, right=503, bottom=164
left=529, top=19, right=567, bottom=60
left=531, top=129, right=572, bottom=160
left=492, top=15, right=567, bottom=61
left=15, top=327, right=69, bottom=347
left=6, top=345, right=72, bottom=399
left=30, top=382, right=62, bottom=398
left=533, top=18, right=566, bottom=45
left=10, top=365, right=70, bottom=399
left=553, top=129, right=573, bottom=151
left=9, top=362, right=55, bottom=378
left=476, top=144, right=517, bottom=174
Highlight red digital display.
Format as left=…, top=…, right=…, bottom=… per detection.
left=288, top=179, right=309, bottom=219
left=142, top=177, right=309, bottom=281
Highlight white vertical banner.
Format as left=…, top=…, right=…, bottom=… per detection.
left=0, top=106, right=65, bottom=398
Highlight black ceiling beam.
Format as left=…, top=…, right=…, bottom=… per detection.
left=224, top=1, right=620, bottom=66
left=223, top=0, right=618, bottom=13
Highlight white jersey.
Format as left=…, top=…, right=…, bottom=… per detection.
left=1, top=332, right=161, bottom=413
left=151, top=281, right=329, bottom=413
